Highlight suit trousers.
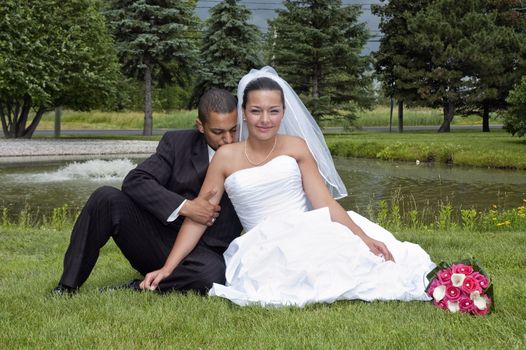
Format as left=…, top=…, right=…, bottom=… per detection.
left=59, top=186, right=226, bottom=293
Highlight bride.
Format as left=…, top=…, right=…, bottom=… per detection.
left=140, top=67, right=436, bottom=307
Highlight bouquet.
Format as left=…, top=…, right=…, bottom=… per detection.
left=426, top=258, right=493, bottom=315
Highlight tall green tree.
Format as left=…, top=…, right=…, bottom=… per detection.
left=408, top=0, right=526, bottom=132
left=191, top=0, right=263, bottom=104
left=458, top=0, right=526, bottom=132
left=105, top=0, right=199, bottom=136
left=267, top=0, right=373, bottom=123
left=372, top=0, right=432, bottom=132
left=408, top=0, right=487, bottom=131
left=374, top=0, right=526, bottom=132
left=0, top=0, right=121, bottom=138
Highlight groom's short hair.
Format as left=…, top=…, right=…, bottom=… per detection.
left=198, top=88, right=237, bottom=123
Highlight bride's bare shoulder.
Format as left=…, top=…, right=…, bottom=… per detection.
left=280, top=135, right=307, bottom=147
left=212, top=142, right=245, bottom=175
left=215, top=142, right=243, bottom=158
left=279, top=135, right=309, bottom=156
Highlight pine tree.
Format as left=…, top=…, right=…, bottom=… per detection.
left=372, top=0, right=432, bottom=131
left=105, top=0, right=199, bottom=135
left=374, top=0, right=526, bottom=132
left=267, top=0, right=373, bottom=123
left=459, top=0, right=526, bottom=132
left=192, top=0, right=263, bottom=104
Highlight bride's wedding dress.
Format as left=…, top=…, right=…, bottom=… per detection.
left=208, top=155, right=435, bottom=307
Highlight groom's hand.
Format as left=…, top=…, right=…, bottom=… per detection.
left=180, top=189, right=221, bottom=226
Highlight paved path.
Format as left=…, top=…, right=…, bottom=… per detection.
left=0, top=139, right=158, bottom=158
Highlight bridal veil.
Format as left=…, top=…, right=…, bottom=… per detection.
left=236, top=66, right=348, bottom=199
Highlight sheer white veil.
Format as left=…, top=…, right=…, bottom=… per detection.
left=237, top=66, right=348, bottom=199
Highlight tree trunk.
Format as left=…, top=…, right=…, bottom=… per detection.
left=389, top=96, right=394, bottom=133
left=312, top=72, right=320, bottom=100
left=482, top=101, right=490, bottom=133
left=398, top=100, right=404, bottom=133
left=438, top=100, right=455, bottom=132
left=54, top=106, right=62, bottom=138
left=17, top=95, right=32, bottom=137
left=143, top=54, right=153, bottom=136
left=0, top=101, right=9, bottom=138
left=23, top=105, right=47, bottom=138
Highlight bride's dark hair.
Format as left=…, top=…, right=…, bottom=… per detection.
left=242, top=77, right=285, bottom=109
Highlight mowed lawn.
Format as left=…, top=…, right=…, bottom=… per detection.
left=327, top=129, right=526, bottom=169
left=0, top=224, right=524, bottom=349
left=36, top=106, right=498, bottom=131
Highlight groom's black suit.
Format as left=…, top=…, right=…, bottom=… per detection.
left=59, top=130, right=242, bottom=293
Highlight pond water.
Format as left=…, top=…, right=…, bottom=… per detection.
left=0, top=156, right=525, bottom=221
left=334, top=157, right=525, bottom=218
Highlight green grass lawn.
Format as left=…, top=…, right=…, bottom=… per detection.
left=1, top=223, right=524, bottom=349
left=327, top=129, right=526, bottom=169
left=38, top=109, right=198, bottom=130
left=37, top=106, right=500, bottom=131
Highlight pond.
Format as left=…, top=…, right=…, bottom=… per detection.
left=0, top=155, right=525, bottom=222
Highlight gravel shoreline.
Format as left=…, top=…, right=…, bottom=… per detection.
left=0, top=139, right=158, bottom=159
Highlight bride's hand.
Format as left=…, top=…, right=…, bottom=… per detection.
left=362, top=237, right=395, bottom=262
left=140, top=268, right=171, bottom=291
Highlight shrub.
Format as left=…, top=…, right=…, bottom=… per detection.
left=503, top=76, right=526, bottom=137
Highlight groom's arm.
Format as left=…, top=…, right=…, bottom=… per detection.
left=122, top=131, right=219, bottom=225
left=140, top=150, right=229, bottom=290
left=122, top=132, right=188, bottom=223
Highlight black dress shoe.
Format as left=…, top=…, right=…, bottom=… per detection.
left=51, top=284, right=77, bottom=296
left=99, top=279, right=142, bottom=293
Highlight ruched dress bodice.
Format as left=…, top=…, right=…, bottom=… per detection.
left=224, top=155, right=308, bottom=231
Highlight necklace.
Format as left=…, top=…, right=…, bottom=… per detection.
left=244, top=136, right=278, bottom=166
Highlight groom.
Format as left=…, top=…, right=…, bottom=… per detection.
left=52, top=88, right=242, bottom=295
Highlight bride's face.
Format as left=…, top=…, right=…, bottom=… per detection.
left=243, top=90, right=284, bottom=140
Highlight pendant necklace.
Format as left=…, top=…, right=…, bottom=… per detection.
left=244, top=136, right=278, bottom=166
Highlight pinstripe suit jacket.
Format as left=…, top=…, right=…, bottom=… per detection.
left=122, top=129, right=242, bottom=253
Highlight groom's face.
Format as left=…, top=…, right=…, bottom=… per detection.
left=197, top=110, right=238, bottom=150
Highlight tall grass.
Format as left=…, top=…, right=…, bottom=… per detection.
left=2, top=196, right=524, bottom=237
left=1, top=204, right=79, bottom=231
left=363, top=193, right=526, bottom=233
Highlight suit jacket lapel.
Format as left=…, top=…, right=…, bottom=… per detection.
left=191, top=134, right=209, bottom=180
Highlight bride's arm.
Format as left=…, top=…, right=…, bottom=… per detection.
left=292, top=138, right=394, bottom=261
left=140, top=150, right=229, bottom=290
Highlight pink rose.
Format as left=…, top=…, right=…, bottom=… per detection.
left=437, top=268, right=453, bottom=285
left=459, top=296, right=474, bottom=312
left=472, top=272, right=489, bottom=290
left=433, top=298, right=448, bottom=310
left=451, top=264, right=474, bottom=275
left=445, top=285, right=461, bottom=301
left=461, top=276, right=480, bottom=294
left=427, top=278, right=441, bottom=297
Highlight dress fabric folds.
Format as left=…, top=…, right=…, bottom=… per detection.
left=208, top=155, right=435, bottom=307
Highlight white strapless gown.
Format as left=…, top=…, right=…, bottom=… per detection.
left=208, top=155, right=435, bottom=307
